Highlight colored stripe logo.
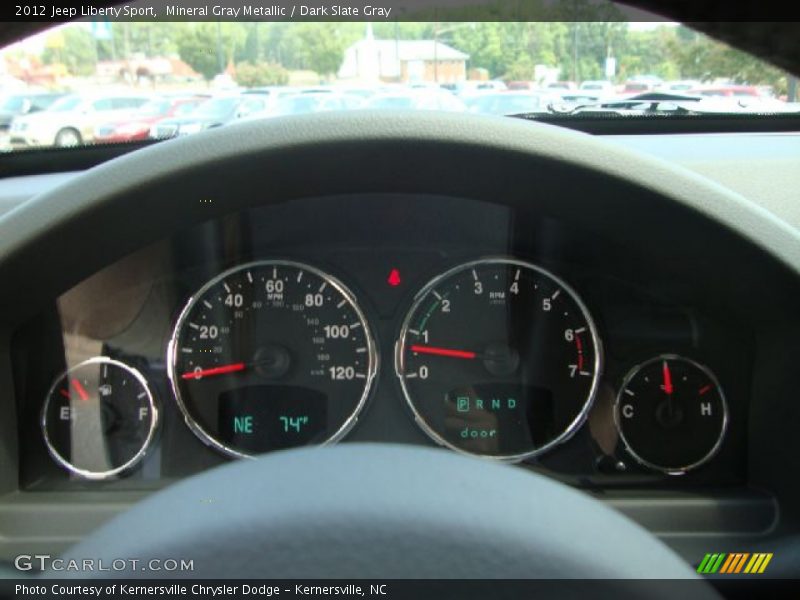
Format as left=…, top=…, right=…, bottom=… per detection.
left=697, top=553, right=773, bottom=574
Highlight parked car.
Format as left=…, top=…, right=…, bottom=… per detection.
left=365, top=90, right=466, bottom=112
left=9, top=93, right=150, bottom=147
left=94, top=96, right=208, bottom=143
left=149, top=93, right=271, bottom=139
left=546, top=81, right=578, bottom=91
left=620, top=80, right=660, bottom=95
left=254, top=92, right=364, bottom=118
left=463, top=91, right=558, bottom=115
left=692, top=85, right=767, bottom=98
left=579, top=80, right=616, bottom=94
left=658, top=80, right=702, bottom=93
left=505, top=80, right=536, bottom=91
left=552, top=90, right=609, bottom=105
left=0, top=92, right=65, bottom=135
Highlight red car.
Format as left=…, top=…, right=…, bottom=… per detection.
left=93, top=96, right=207, bottom=143
left=692, top=85, right=766, bottom=98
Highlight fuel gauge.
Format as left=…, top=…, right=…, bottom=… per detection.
left=614, top=355, right=727, bottom=475
left=42, top=357, right=158, bottom=480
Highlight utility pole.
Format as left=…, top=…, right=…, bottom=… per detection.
left=253, top=22, right=260, bottom=62
left=572, top=23, right=578, bottom=83
left=216, top=22, right=224, bottom=75
left=433, top=22, right=439, bottom=83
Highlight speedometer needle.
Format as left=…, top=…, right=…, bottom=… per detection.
left=181, top=362, right=246, bottom=380
left=410, top=345, right=477, bottom=359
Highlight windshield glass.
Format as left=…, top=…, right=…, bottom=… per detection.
left=136, top=99, right=172, bottom=116
left=45, top=96, right=82, bottom=112
left=187, top=97, right=239, bottom=119
left=1, top=18, right=796, bottom=150
left=0, top=96, right=26, bottom=111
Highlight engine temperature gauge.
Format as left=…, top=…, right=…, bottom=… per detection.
left=614, top=355, right=727, bottom=475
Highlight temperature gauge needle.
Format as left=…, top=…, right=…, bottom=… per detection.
left=409, top=345, right=477, bottom=360
left=661, top=360, right=674, bottom=396
left=181, top=362, right=246, bottom=380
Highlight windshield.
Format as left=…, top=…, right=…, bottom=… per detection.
left=45, top=96, right=82, bottom=112
left=1, top=19, right=796, bottom=150
left=136, top=99, right=173, bottom=116
left=273, top=94, right=330, bottom=114
left=0, top=95, right=26, bottom=111
left=186, top=97, right=239, bottom=119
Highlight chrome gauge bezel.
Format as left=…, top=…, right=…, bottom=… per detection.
left=167, top=259, right=379, bottom=460
left=613, top=353, right=729, bottom=476
left=41, top=356, right=159, bottom=481
left=395, top=256, right=603, bottom=463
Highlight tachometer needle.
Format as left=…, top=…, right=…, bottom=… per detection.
left=70, top=378, right=90, bottom=401
left=410, top=345, right=477, bottom=359
left=181, top=362, right=246, bottom=380
left=661, top=360, right=674, bottom=396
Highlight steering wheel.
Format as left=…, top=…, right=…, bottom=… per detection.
left=3, top=112, right=798, bottom=585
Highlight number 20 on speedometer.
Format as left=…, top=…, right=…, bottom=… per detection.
left=395, top=257, right=602, bottom=461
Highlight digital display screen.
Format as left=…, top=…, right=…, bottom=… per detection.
left=217, top=385, right=328, bottom=453
left=443, top=384, right=554, bottom=455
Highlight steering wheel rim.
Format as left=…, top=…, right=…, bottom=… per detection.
left=53, top=444, right=714, bottom=583
left=1, top=111, right=799, bottom=325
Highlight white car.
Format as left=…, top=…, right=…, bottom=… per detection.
left=579, top=80, right=616, bottom=94
left=365, top=90, right=466, bottom=112
left=10, top=93, right=150, bottom=148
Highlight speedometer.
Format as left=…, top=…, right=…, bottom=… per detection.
left=168, top=260, right=377, bottom=458
left=395, top=257, right=601, bottom=461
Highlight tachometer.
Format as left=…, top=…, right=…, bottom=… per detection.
left=168, top=260, right=377, bottom=458
left=395, top=257, right=601, bottom=461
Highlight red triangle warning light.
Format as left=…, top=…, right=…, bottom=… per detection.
left=387, top=268, right=402, bottom=287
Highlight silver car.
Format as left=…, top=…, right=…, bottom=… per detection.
left=10, top=93, right=150, bottom=148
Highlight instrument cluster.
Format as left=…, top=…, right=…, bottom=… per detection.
left=13, top=194, right=749, bottom=489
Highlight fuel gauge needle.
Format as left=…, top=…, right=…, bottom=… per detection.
left=181, top=362, right=246, bottom=380
left=70, top=378, right=90, bottom=401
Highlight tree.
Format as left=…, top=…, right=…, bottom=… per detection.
left=42, top=26, right=97, bottom=77
left=451, top=23, right=506, bottom=78
left=176, top=23, right=247, bottom=81
left=294, top=24, right=359, bottom=78
left=667, top=26, right=786, bottom=90
left=234, top=62, right=289, bottom=87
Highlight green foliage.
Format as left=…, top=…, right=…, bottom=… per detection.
left=31, top=20, right=794, bottom=93
left=96, top=22, right=178, bottom=61
left=294, top=24, right=361, bottom=78
left=234, top=61, right=289, bottom=87
left=175, top=23, right=246, bottom=81
left=42, top=27, right=97, bottom=77
left=667, top=26, right=787, bottom=90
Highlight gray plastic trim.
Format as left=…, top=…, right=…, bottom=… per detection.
left=1, top=112, right=800, bottom=325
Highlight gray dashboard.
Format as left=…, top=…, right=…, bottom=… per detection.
left=2, top=132, right=799, bottom=226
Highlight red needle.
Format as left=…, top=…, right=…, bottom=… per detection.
left=181, top=362, right=246, bottom=380
left=70, top=378, right=90, bottom=401
left=410, top=345, right=477, bottom=360
left=661, top=360, right=674, bottom=396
